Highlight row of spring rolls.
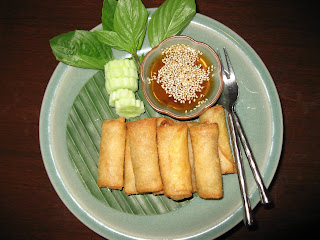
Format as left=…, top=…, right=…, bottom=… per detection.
left=97, top=105, right=236, bottom=200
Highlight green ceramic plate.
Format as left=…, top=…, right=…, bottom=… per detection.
left=40, top=9, right=283, bottom=239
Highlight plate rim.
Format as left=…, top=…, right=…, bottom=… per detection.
left=39, top=10, right=283, bottom=240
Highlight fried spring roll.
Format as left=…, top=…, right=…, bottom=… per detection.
left=190, top=123, right=223, bottom=199
left=157, top=123, right=192, bottom=200
left=157, top=117, right=176, bottom=127
left=186, top=122, right=199, bottom=192
left=199, top=105, right=236, bottom=174
left=127, top=118, right=163, bottom=193
left=97, top=117, right=126, bottom=189
left=123, top=131, right=138, bottom=195
left=154, top=117, right=176, bottom=195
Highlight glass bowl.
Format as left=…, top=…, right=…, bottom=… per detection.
left=140, top=35, right=223, bottom=120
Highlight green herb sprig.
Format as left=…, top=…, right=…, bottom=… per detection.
left=49, top=0, right=196, bottom=70
left=148, top=0, right=196, bottom=48
left=95, top=0, right=148, bottom=67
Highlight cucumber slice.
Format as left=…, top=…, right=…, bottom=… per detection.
left=105, top=78, right=112, bottom=94
left=105, top=59, right=137, bottom=78
left=109, top=89, right=136, bottom=107
left=115, top=98, right=145, bottom=119
left=106, top=77, right=138, bottom=94
left=104, top=59, right=143, bottom=118
left=104, top=59, right=138, bottom=94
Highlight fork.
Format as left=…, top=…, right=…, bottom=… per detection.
left=217, top=48, right=271, bottom=226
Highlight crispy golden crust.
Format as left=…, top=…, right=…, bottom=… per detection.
left=127, top=118, right=163, bottom=193
left=97, top=117, right=126, bottom=189
left=123, top=131, right=138, bottom=195
left=186, top=122, right=199, bottom=192
left=156, top=117, right=177, bottom=127
left=157, top=123, right=192, bottom=200
left=189, top=123, right=223, bottom=199
left=199, top=105, right=236, bottom=174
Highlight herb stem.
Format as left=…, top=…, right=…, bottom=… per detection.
left=132, top=52, right=141, bottom=71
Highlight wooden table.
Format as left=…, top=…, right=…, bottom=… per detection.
left=1, top=0, right=319, bottom=239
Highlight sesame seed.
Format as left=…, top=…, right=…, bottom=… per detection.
left=148, top=44, right=212, bottom=104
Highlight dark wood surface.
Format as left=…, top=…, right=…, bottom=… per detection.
left=1, top=0, right=319, bottom=239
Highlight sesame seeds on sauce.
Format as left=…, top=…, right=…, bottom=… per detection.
left=148, top=44, right=214, bottom=113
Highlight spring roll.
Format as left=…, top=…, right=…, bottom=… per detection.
left=157, top=117, right=176, bottom=127
left=127, top=118, right=163, bottom=193
left=153, top=117, right=176, bottom=195
left=97, top=117, right=126, bottom=189
left=157, top=123, right=192, bottom=200
left=123, top=131, right=138, bottom=195
left=186, top=122, right=199, bottom=192
left=189, top=123, right=223, bottom=199
left=199, top=105, right=236, bottom=174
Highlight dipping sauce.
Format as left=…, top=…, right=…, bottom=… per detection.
left=148, top=44, right=214, bottom=113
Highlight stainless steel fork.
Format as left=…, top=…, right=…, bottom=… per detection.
left=217, top=48, right=272, bottom=226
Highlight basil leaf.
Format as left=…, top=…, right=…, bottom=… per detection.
left=102, top=0, right=118, bottom=31
left=113, top=0, right=148, bottom=53
left=148, top=0, right=196, bottom=48
left=50, top=30, right=114, bottom=69
left=95, top=30, right=133, bottom=53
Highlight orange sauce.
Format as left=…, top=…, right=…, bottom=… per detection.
left=148, top=54, right=213, bottom=112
